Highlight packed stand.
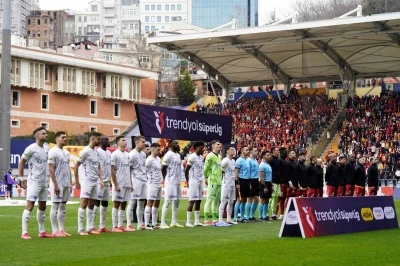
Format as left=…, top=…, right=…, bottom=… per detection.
left=196, top=94, right=338, bottom=153
left=338, top=92, right=400, bottom=181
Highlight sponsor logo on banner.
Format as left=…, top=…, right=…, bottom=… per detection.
left=135, top=104, right=233, bottom=143
left=361, top=208, right=373, bottom=221
left=286, top=197, right=399, bottom=238
left=285, top=211, right=299, bottom=225
left=384, top=206, right=395, bottom=219
left=373, top=207, right=384, bottom=220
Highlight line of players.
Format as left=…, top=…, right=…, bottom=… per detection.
left=18, top=126, right=378, bottom=239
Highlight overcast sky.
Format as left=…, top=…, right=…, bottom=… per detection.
left=40, top=0, right=294, bottom=24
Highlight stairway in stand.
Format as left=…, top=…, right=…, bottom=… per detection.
left=321, top=132, right=341, bottom=161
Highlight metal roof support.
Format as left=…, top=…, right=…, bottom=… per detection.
left=243, top=47, right=291, bottom=85
left=179, top=52, right=229, bottom=90
left=374, top=21, right=400, bottom=47
left=295, top=30, right=355, bottom=80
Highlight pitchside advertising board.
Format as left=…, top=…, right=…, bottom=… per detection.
left=10, top=140, right=35, bottom=169
left=279, top=196, right=399, bottom=238
left=135, top=104, right=233, bottom=143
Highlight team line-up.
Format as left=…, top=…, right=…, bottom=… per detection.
left=18, top=127, right=378, bottom=239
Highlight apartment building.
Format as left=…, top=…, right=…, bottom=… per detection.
left=0, top=0, right=40, bottom=36
left=74, top=0, right=101, bottom=43
left=3, top=44, right=158, bottom=137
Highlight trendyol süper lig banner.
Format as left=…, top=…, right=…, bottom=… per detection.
left=135, top=104, right=233, bottom=143
left=279, top=196, right=398, bottom=238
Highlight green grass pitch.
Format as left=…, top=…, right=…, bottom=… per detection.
left=0, top=199, right=399, bottom=266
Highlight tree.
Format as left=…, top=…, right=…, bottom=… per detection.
left=11, top=131, right=103, bottom=146
left=292, top=0, right=361, bottom=22
left=229, top=5, right=249, bottom=28
left=175, top=69, right=196, bottom=106
left=362, top=0, right=400, bottom=15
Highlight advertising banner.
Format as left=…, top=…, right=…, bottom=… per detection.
left=135, top=104, right=233, bottom=143
left=10, top=140, right=35, bottom=169
left=279, top=196, right=398, bottom=238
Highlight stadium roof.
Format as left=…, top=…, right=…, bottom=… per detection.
left=148, top=12, right=400, bottom=89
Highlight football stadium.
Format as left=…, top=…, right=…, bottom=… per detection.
left=1, top=2, right=400, bottom=266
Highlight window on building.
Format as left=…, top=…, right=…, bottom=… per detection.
left=165, top=4, right=169, bottom=10
left=41, top=94, right=49, bottom=110
left=114, top=103, right=120, bottom=117
left=44, top=18, right=47, bottom=24
left=43, top=42, right=48, bottom=48
left=37, top=30, right=40, bottom=37
left=145, top=5, right=149, bottom=11
left=145, top=26, right=149, bottom=32
left=40, top=122, right=49, bottom=130
left=12, top=91, right=20, bottom=107
left=32, top=19, right=36, bottom=25
left=45, top=67, right=49, bottom=81
left=90, top=100, right=97, bottom=115
left=28, top=30, right=31, bottom=36
left=29, top=62, right=45, bottom=89
left=111, top=76, right=123, bottom=98
left=129, top=78, right=140, bottom=101
left=151, top=16, right=155, bottom=22
left=32, top=31, right=36, bottom=37
left=151, top=5, right=155, bottom=10
left=135, top=23, right=138, bottom=29
left=139, top=55, right=150, bottom=63
left=11, top=120, right=20, bottom=128
left=103, top=53, right=113, bottom=62
left=157, top=16, right=161, bottom=22
left=84, top=16, right=87, bottom=22
left=157, top=4, right=161, bottom=10
left=91, top=5, right=98, bottom=12
left=151, top=26, right=155, bottom=31
left=171, top=4, right=175, bottom=10
left=78, top=16, right=82, bottom=22
left=172, top=16, right=182, bottom=21
left=44, top=30, right=48, bottom=36
left=89, top=126, right=97, bottom=132
left=113, top=128, right=120, bottom=135
left=145, top=16, right=149, bottom=22
left=165, top=16, right=170, bottom=22
left=28, top=19, right=31, bottom=25
left=177, top=4, right=181, bottom=10
left=38, top=19, right=41, bottom=25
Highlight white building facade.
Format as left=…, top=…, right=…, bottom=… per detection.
left=140, top=0, right=189, bottom=33
left=74, top=0, right=101, bottom=43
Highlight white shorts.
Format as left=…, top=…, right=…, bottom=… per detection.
left=97, top=182, right=111, bottom=201
left=27, top=182, right=48, bottom=202
left=147, top=184, right=162, bottom=200
left=221, top=185, right=236, bottom=201
left=51, top=186, right=71, bottom=203
left=80, top=182, right=98, bottom=199
left=188, top=181, right=203, bottom=201
left=131, top=179, right=147, bottom=199
left=112, top=187, right=131, bottom=202
left=164, top=184, right=182, bottom=200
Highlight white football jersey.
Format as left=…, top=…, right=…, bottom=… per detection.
left=111, top=149, right=131, bottom=188
left=77, top=146, right=100, bottom=183
left=22, top=143, right=49, bottom=185
left=187, top=153, right=204, bottom=182
left=129, top=149, right=147, bottom=182
left=162, top=151, right=182, bottom=185
left=48, top=146, right=70, bottom=187
left=145, top=155, right=162, bottom=185
left=221, top=157, right=235, bottom=187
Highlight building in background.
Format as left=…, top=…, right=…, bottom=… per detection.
left=0, top=0, right=41, bottom=36
left=140, top=0, right=189, bottom=33
left=26, top=10, right=75, bottom=49
left=5, top=45, right=157, bottom=137
left=189, top=0, right=258, bottom=29
left=74, top=0, right=101, bottom=43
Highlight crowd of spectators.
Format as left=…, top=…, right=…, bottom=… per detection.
left=338, top=91, right=400, bottom=181
left=196, top=93, right=338, bottom=154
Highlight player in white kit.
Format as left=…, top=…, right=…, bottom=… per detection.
left=160, top=140, right=184, bottom=229
left=185, top=141, right=205, bottom=227
left=20, top=127, right=54, bottom=240
left=127, top=136, right=147, bottom=230
left=93, top=136, right=112, bottom=233
left=219, top=146, right=237, bottom=224
left=111, top=136, right=134, bottom=232
left=74, top=132, right=104, bottom=236
left=144, top=143, right=163, bottom=230
left=48, top=131, right=73, bottom=237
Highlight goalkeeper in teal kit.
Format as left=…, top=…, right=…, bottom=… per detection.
left=203, top=140, right=223, bottom=225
